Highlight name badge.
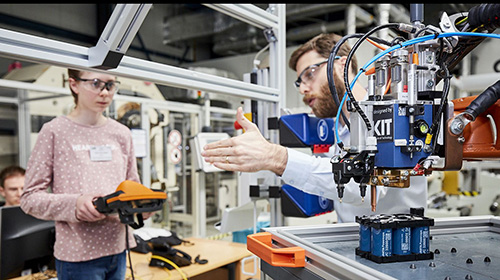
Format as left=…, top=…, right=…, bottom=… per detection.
left=90, top=145, right=112, bottom=161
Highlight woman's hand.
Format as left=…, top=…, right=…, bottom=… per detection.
left=76, top=194, right=107, bottom=222
left=142, top=212, right=155, bottom=220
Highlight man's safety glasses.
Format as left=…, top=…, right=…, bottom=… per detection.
left=294, top=56, right=340, bottom=90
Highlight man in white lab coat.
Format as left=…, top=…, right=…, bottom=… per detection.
left=201, top=33, right=427, bottom=223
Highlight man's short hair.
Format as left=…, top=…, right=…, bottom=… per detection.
left=288, top=33, right=358, bottom=76
left=0, top=166, right=25, bottom=187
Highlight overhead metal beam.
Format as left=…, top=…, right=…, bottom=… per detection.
left=203, top=4, right=279, bottom=30
left=0, top=27, right=279, bottom=102
left=0, top=11, right=192, bottom=63
left=89, top=4, right=152, bottom=69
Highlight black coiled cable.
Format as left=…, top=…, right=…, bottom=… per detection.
left=464, top=79, right=500, bottom=119
left=468, top=4, right=500, bottom=30
left=343, top=23, right=401, bottom=131
left=327, top=33, right=392, bottom=131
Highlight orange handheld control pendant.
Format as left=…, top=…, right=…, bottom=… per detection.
left=247, top=232, right=305, bottom=267
left=93, top=180, right=167, bottom=229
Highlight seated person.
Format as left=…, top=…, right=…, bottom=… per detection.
left=0, top=165, right=25, bottom=207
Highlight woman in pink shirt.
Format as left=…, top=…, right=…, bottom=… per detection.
left=21, top=69, right=140, bottom=279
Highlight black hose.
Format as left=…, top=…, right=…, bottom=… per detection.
left=468, top=4, right=500, bottom=30
left=465, top=79, right=500, bottom=119
left=327, top=34, right=392, bottom=131
left=343, top=23, right=401, bottom=131
left=126, top=225, right=135, bottom=280
left=327, top=34, right=356, bottom=130
left=430, top=63, right=452, bottom=153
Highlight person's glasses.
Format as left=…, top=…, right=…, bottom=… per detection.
left=75, top=77, right=120, bottom=94
left=294, top=56, right=340, bottom=90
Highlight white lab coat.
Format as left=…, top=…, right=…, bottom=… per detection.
left=280, top=123, right=428, bottom=223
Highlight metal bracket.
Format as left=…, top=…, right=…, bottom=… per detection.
left=449, top=111, right=474, bottom=136
left=263, top=28, right=277, bottom=43
left=439, top=11, right=459, bottom=49
left=88, top=4, right=152, bottom=69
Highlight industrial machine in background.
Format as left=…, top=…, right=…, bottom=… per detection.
left=426, top=162, right=500, bottom=218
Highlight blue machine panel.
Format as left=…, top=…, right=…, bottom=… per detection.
left=279, top=114, right=334, bottom=146
left=281, top=184, right=333, bottom=217
left=373, top=103, right=433, bottom=168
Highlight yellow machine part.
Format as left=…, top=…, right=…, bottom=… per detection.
left=244, top=112, right=252, bottom=122
left=442, top=171, right=461, bottom=195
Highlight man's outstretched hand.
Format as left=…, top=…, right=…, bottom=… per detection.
left=201, top=107, right=287, bottom=176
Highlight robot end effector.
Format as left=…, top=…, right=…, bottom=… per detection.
left=329, top=4, right=500, bottom=211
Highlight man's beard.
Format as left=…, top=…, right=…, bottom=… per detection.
left=303, top=72, right=346, bottom=118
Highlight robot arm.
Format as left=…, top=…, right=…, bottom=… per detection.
left=449, top=80, right=500, bottom=160
left=330, top=4, right=500, bottom=212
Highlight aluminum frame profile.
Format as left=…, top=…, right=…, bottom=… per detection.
left=0, top=5, right=281, bottom=103
left=261, top=216, right=500, bottom=280
left=0, top=78, right=202, bottom=114
left=89, top=4, right=152, bottom=69
left=203, top=4, right=279, bottom=30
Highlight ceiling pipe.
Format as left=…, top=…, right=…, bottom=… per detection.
left=346, top=5, right=357, bottom=35
left=164, top=5, right=348, bottom=45
left=360, top=3, right=410, bottom=23
left=377, top=4, right=391, bottom=40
